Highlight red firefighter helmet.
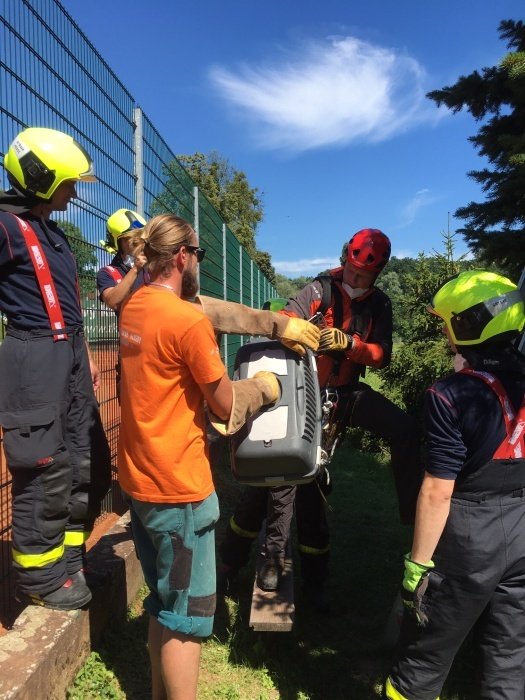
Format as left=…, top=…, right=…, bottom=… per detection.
left=344, top=228, right=391, bottom=273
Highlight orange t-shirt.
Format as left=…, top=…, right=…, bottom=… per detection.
left=117, top=286, right=226, bottom=503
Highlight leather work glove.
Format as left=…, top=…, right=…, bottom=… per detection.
left=318, top=327, right=353, bottom=353
left=197, top=296, right=319, bottom=356
left=281, top=318, right=320, bottom=356
left=209, top=371, right=280, bottom=436
left=252, top=370, right=281, bottom=404
left=400, top=553, right=435, bottom=627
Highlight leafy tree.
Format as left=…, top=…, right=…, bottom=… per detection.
left=274, top=274, right=315, bottom=298
left=380, top=232, right=467, bottom=415
left=274, top=273, right=298, bottom=298
left=149, top=157, right=195, bottom=221
left=385, top=256, right=418, bottom=278
left=427, top=19, right=525, bottom=279
left=58, top=220, right=98, bottom=299
left=291, top=275, right=315, bottom=290
left=376, top=269, right=403, bottom=337
left=252, top=250, right=275, bottom=284
left=175, top=152, right=275, bottom=283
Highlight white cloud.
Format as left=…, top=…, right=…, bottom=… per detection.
left=209, top=36, right=443, bottom=152
left=274, top=256, right=340, bottom=276
left=394, top=188, right=440, bottom=229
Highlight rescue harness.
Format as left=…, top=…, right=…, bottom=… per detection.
left=460, top=368, right=525, bottom=459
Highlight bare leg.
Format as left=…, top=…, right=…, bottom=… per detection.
left=148, top=616, right=167, bottom=700
left=148, top=616, right=202, bottom=699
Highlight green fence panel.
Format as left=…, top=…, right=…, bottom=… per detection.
left=0, top=0, right=278, bottom=626
left=198, top=194, right=224, bottom=299
left=142, top=116, right=195, bottom=223
left=241, top=248, right=253, bottom=307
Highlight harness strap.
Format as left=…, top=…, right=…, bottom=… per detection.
left=12, top=215, right=67, bottom=341
left=315, top=274, right=332, bottom=317
left=332, top=281, right=344, bottom=331
left=460, top=368, right=525, bottom=459
left=315, top=275, right=345, bottom=330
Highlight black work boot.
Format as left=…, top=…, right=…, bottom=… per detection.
left=70, top=566, right=108, bottom=590
left=257, top=556, right=283, bottom=592
left=16, top=577, right=92, bottom=611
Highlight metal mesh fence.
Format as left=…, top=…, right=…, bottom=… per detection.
left=0, top=0, right=277, bottom=626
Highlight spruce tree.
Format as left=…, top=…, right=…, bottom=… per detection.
left=427, top=19, right=525, bottom=279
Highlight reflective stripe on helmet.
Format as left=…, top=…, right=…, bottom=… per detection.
left=429, top=270, right=525, bottom=346
left=106, top=208, right=147, bottom=250
left=4, top=127, right=95, bottom=200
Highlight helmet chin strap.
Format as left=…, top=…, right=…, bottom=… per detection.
left=342, top=282, right=369, bottom=299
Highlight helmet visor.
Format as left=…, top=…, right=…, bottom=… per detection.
left=450, top=290, right=523, bottom=342
left=118, top=219, right=146, bottom=240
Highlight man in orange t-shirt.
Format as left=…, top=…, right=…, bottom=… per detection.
left=119, top=288, right=223, bottom=504
left=118, top=213, right=279, bottom=700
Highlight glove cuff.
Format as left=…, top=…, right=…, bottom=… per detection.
left=209, top=374, right=279, bottom=436
left=403, top=553, right=434, bottom=592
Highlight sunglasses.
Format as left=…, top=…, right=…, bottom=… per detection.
left=184, top=245, right=206, bottom=263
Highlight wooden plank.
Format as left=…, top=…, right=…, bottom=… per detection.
left=249, top=537, right=294, bottom=632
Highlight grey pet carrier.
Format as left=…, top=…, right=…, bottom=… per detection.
left=230, top=338, right=322, bottom=485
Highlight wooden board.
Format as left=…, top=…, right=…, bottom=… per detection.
left=249, top=537, right=294, bottom=632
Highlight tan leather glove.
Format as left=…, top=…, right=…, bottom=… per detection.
left=318, top=327, right=353, bottom=352
left=280, top=318, right=320, bottom=355
left=209, top=371, right=280, bottom=436
left=197, top=296, right=320, bottom=356
left=252, top=371, right=280, bottom=403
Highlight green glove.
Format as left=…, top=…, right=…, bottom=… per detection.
left=401, top=553, right=434, bottom=627
left=318, top=327, right=353, bottom=352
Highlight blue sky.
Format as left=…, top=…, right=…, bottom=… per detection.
left=62, top=0, right=523, bottom=277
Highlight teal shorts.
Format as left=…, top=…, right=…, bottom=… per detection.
left=127, top=491, right=219, bottom=638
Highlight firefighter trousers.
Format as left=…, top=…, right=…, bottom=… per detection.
left=221, top=384, right=421, bottom=584
left=0, top=328, right=112, bottom=595
left=219, top=484, right=296, bottom=569
left=347, top=383, right=422, bottom=524
left=389, top=490, right=525, bottom=700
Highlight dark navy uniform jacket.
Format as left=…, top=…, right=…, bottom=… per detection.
left=97, top=255, right=127, bottom=298
left=96, top=255, right=146, bottom=316
left=425, top=365, right=525, bottom=480
left=0, top=211, right=83, bottom=329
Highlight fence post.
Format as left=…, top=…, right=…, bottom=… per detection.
left=239, top=245, right=243, bottom=305
left=250, top=259, right=254, bottom=309
left=133, top=107, right=144, bottom=216
left=193, top=186, right=200, bottom=237
left=193, top=186, right=200, bottom=289
left=239, top=244, right=243, bottom=344
left=222, top=223, right=227, bottom=362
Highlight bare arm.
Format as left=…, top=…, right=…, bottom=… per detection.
left=85, top=341, right=101, bottom=392
left=199, top=373, right=233, bottom=421
left=410, top=472, right=454, bottom=564
left=101, top=253, right=147, bottom=311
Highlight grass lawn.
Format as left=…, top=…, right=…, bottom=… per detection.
left=69, top=445, right=479, bottom=699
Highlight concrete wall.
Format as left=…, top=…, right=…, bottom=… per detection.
left=0, top=513, right=143, bottom=700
